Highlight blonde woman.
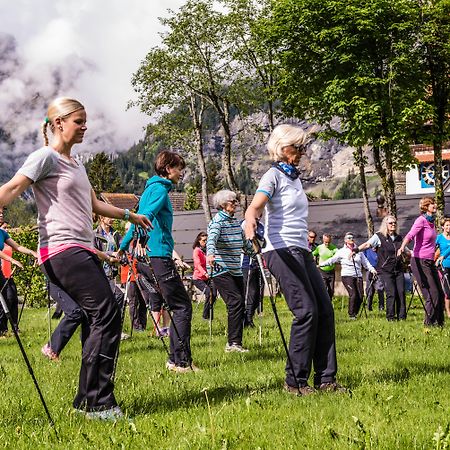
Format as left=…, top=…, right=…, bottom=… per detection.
left=245, top=124, right=344, bottom=395
left=0, top=97, right=150, bottom=420
left=356, top=215, right=407, bottom=321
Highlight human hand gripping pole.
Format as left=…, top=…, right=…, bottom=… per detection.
left=251, top=238, right=303, bottom=395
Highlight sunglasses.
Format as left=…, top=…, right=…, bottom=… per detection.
left=345, top=236, right=354, bottom=240
left=293, top=144, right=306, bottom=153
left=388, top=222, right=397, bottom=225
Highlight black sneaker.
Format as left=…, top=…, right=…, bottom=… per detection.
left=283, top=382, right=316, bottom=396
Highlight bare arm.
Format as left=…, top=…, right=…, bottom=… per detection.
left=244, top=192, right=269, bottom=240
left=5, top=237, right=38, bottom=258
left=91, top=190, right=152, bottom=229
left=0, top=174, right=33, bottom=208
left=0, top=249, right=23, bottom=269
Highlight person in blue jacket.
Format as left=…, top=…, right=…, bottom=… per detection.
left=435, top=217, right=450, bottom=319
left=119, top=150, right=199, bottom=373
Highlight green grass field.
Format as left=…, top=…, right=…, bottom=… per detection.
left=0, top=297, right=449, bottom=449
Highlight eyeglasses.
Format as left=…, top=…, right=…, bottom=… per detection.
left=228, top=199, right=239, bottom=205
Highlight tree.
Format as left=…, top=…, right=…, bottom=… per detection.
left=266, top=0, right=425, bottom=217
left=86, top=152, right=123, bottom=196
left=418, top=0, right=450, bottom=223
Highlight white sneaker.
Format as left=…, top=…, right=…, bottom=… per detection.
left=86, top=406, right=124, bottom=421
left=120, top=332, right=130, bottom=341
left=225, top=343, right=249, bottom=353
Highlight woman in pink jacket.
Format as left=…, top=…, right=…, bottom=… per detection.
left=398, top=196, right=444, bottom=326
left=192, top=232, right=216, bottom=320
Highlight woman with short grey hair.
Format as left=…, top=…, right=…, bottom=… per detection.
left=245, top=123, right=344, bottom=395
left=207, top=189, right=252, bottom=353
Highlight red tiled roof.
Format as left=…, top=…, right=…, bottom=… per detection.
left=100, top=193, right=139, bottom=210
left=410, top=142, right=450, bottom=162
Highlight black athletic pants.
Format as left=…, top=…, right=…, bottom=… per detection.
left=378, top=271, right=405, bottom=320
left=0, top=273, right=18, bottom=332
left=319, top=269, right=335, bottom=300
left=192, top=279, right=217, bottom=320
left=366, top=271, right=385, bottom=311
left=410, top=257, right=445, bottom=326
left=264, top=247, right=337, bottom=388
left=341, top=276, right=363, bottom=317
left=213, top=272, right=245, bottom=346
left=149, top=257, right=192, bottom=366
left=127, top=281, right=147, bottom=330
left=242, top=267, right=264, bottom=323
left=42, top=247, right=121, bottom=412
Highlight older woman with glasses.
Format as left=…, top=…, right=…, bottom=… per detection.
left=398, top=196, right=444, bottom=327
left=245, top=124, right=345, bottom=395
left=356, top=215, right=407, bottom=321
left=207, top=190, right=252, bottom=353
left=321, top=232, right=376, bottom=319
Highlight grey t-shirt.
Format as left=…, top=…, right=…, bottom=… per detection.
left=18, top=146, right=94, bottom=249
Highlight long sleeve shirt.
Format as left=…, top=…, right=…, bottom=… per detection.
left=406, top=215, right=437, bottom=260
left=207, top=210, right=252, bottom=277
left=320, top=245, right=375, bottom=277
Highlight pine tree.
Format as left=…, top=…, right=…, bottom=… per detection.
left=86, top=152, right=123, bottom=196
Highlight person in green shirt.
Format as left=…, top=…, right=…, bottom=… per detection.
left=312, top=234, right=338, bottom=300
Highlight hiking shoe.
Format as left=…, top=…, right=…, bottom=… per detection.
left=120, top=332, right=130, bottom=341
left=315, top=381, right=348, bottom=393
left=86, top=406, right=124, bottom=421
left=166, top=361, right=201, bottom=373
left=283, top=382, right=316, bottom=396
left=41, top=343, right=60, bottom=361
left=225, top=343, right=249, bottom=353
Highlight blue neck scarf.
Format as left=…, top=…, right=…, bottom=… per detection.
left=272, top=162, right=300, bottom=181
left=423, top=213, right=435, bottom=223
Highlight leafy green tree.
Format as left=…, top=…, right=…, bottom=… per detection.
left=267, top=0, right=425, bottom=216
left=8, top=226, right=47, bottom=307
left=333, top=170, right=363, bottom=200
left=86, top=152, right=123, bottom=196
left=183, top=185, right=201, bottom=211
left=2, top=197, right=37, bottom=227
left=417, top=0, right=450, bottom=222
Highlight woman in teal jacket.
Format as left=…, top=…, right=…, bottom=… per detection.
left=120, top=151, right=198, bottom=372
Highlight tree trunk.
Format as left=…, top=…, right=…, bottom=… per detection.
left=189, top=95, right=211, bottom=223
left=384, top=145, right=397, bottom=217
left=356, top=146, right=374, bottom=237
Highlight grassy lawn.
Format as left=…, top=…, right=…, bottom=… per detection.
left=0, top=296, right=449, bottom=449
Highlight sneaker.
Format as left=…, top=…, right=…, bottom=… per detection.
left=283, top=382, right=316, bottom=396
left=120, top=332, right=130, bottom=341
left=166, top=360, right=201, bottom=373
left=86, top=406, right=124, bottom=421
left=41, top=343, right=59, bottom=361
left=314, top=381, right=348, bottom=393
left=225, top=343, right=249, bottom=353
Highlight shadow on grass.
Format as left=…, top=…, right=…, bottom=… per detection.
left=128, top=379, right=283, bottom=416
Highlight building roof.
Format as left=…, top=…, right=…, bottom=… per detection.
left=410, top=142, right=450, bottom=162
left=100, top=193, right=139, bottom=210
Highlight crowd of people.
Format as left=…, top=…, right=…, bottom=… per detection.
left=0, top=97, right=448, bottom=421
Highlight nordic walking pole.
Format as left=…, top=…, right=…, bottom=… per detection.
left=208, top=267, right=214, bottom=346
left=252, top=239, right=302, bottom=395
left=0, top=269, right=56, bottom=431
left=135, top=275, right=170, bottom=356
left=359, top=273, right=377, bottom=318
left=257, top=267, right=263, bottom=347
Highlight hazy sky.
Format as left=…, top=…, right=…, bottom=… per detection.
left=0, top=0, right=186, bottom=152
